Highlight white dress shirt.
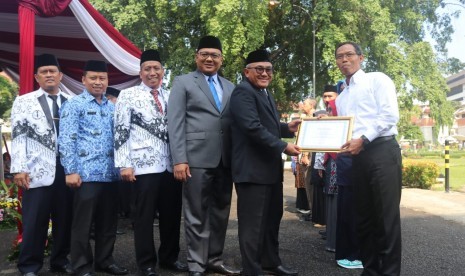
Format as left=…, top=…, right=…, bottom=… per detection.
left=336, top=69, right=399, bottom=142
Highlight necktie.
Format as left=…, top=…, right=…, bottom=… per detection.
left=151, top=89, right=164, bottom=114
left=208, top=76, right=221, bottom=110
left=48, top=95, right=60, bottom=135
left=261, top=89, right=273, bottom=107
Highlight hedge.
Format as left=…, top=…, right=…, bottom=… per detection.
left=402, top=160, right=440, bottom=189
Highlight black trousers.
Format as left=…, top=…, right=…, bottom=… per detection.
left=132, top=171, right=182, bottom=270
left=353, top=139, right=402, bottom=276
left=183, top=164, right=233, bottom=272
left=235, top=182, right=283, bottom=275
left=18, top=159, right=73, bottom=274
left=70, top=182, right=118, bottom=275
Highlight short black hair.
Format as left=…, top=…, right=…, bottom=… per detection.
left=335, top=41, right=363, bottom=57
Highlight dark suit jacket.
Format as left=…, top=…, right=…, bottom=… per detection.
left=230, top=79, right=293, bottom=184
left=168, top=70, right=235, bottom=169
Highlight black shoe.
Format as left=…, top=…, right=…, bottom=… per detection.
left=96, top=264, right=129, bottom=275
left=318, top=229, right=326, bottom=235
left=116, top=229, right=125, bottom=235
left=81, top=273, right=96, bottom=276
left=207, top=264, right=241, bottom=275
left=189, top=272, right=205, bottom=276
left=139, top=267, right=158, bottom=276
left=263, top=265, right=298, bottom=276
left=22, top=273, right=38, bottom=276
left=50, top=263, right=75, bottom=274
left=159, top=261, right=188, bottom=272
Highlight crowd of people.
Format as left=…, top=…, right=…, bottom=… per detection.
left=9, top=37, right=402, bottom=276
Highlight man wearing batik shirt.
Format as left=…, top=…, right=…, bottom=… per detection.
left=11, top=53, right=73, bottom=276
left=59, top=60, right=128, bottom=276
left=114, top=49, right=186, bottom=276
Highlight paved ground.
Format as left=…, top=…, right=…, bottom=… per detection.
left=1, top=171, right=465, bottom=275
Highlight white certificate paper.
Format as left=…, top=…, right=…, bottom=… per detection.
left=296, top=117, right=353, bottom=152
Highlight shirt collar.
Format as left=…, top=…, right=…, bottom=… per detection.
left=140, top=82, right=162, bottom=93
left=346, top=69, right=365, bottom=86
left=82, top=89, right=108, bottom=103
left=203, top=73, right=218, bottom=83
left=37, top=87, right=63, bottom=98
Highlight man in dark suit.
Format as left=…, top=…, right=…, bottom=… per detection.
left=11, top=54, right=73, bottom=276
left=229, top=49, right=301, bottom=276
left=167, top=36, right=240, bottom=276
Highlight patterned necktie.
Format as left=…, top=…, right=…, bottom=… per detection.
left=151, top=89, right=164, bottom=114
left=208, top=76, right=221, bottom=110
left=48, top=94, right=60, bottom=135
left=261, top=89, right=272, bottom=107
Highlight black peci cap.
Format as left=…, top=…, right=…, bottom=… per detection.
left=140, top=49, right=161, bottom=65
left=197, top=35, right=222, bottom=52
left=106, top=87, right=120, bottom=98
left=35, top=53, right=60, bottom=72
left=323, top=85, right=337, bottom=93
left=83, top=60, right=108, bottom=72
left=245, top=49, right=271, bottom=65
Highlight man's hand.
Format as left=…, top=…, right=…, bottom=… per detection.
left=341, top=138, right=364, bottom=155
left=173, top=163, right=191, bottom=182
left=288, top=119, right=302, bottom=133
left=318, top=169, right=324, bottom=178
left=66, top=173, right=82, bottom=188
left=120, top=168, right=136, bottom=183
left=284, top=143, right=301, bottom=156
left=14, top=173, right=30, bottom=190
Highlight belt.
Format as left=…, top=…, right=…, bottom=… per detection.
left=368, top=135, right=395, bottom=148
left=373, top=135, right=395, bottom=142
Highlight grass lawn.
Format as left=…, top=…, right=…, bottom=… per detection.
left=404, top=157, right=465, bottom=192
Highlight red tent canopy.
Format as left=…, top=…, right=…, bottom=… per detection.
left=0, top=0, right=142, bottom=95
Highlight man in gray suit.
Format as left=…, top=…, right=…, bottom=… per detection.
left=167, top=36, right=240, bottom=276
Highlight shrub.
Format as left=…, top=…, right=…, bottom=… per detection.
left=0, top=180, right=21, bottom=230
left=402, top=160, right=439, bottom=189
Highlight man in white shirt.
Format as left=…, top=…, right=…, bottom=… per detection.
left=335, top=41, right=402, bottom=276
left=11, top=54, right=73, bottom=276
left=114, top=49, right=186, bottom=276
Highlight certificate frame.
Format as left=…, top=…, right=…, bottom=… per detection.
left=295, top=116, right=353, bottom=152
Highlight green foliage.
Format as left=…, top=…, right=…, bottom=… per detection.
left=398, top=104, right=424, bottom=142
left=0, top=76, right=17, bottom=120
left=402, top=160, right=440, bottom=189
left=89, top=0, right=458, bottom=129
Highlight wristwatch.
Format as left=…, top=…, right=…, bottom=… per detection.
left=361, top=135, right=370, bottom=147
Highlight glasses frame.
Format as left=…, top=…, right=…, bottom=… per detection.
left=335, top=52, right=359, bottom=60
left=246, top=66, right=274, bottom=75
left=197, top=52, right=222, bottom=60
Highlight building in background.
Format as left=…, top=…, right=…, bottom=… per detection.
left=447, top=70, right=465, bottom=101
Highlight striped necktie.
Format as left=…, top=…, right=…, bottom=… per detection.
left=151, top=89, right=164, bottom=114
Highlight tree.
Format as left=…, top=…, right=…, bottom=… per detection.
left=0, top=75, right=17, bottom=120
left=89, top=0, right=458, bottom=126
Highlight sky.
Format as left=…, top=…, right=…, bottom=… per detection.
left=425, top=4, right=465, bottom=63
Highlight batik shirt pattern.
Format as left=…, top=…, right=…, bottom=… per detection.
left=10, top=89, right=70, bottom=188
left=114, top=84, right=172, bottom=175
left=59, top=90, right=117, bottom=182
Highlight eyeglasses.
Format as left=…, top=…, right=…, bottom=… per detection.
left=246, top=66, right=274, bottom=75
left=336, top=52, right=358, bottom=60
left=197, top=52, right=222, bottom=60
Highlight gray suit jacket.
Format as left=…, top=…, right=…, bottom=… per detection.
left=167, top=70, right=235, bottom=169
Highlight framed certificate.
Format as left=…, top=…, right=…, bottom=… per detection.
left=296, top=117, right=353, bottom=152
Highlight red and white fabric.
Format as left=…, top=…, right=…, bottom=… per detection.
left=0, top=0, right=142, bottom=95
